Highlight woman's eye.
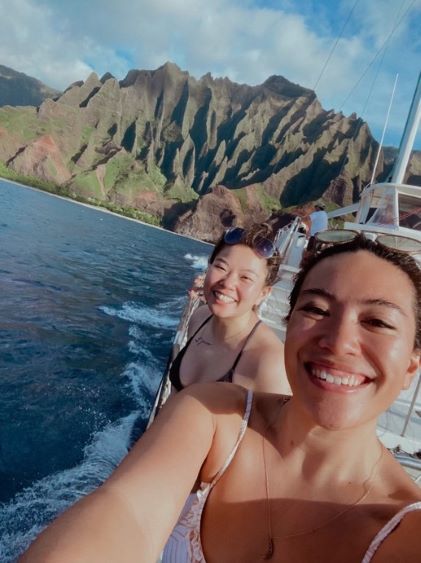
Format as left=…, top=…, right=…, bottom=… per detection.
left=299, top=304, right=328, bottom=316
left=214, top=264, right=226, bottom=271
left=364, top=318, right=395, bottom=330
left=241, top=276, right=252, bottom=282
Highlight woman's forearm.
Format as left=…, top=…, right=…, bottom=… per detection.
left=19, top=486, right=156, bottom=563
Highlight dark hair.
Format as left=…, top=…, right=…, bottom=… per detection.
left=209, top=223, right=282, bottom=286
left=286, top=235, right=421, bottom=348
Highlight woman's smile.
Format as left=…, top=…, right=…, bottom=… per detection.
left=212, top=289, right=237, bottom=304
left=305, top=361, right=373, bottom=392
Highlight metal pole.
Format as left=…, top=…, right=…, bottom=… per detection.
left=370, top=74, right=399, bottom=185
left=391, top=73, right=421, bottom=184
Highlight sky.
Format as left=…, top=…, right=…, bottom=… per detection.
left=0, top=0, right=420, bottom=148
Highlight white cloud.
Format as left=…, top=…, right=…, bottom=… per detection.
left=0, top=0, right=419, bottom=146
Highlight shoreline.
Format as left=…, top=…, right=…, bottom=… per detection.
left=0, top=176, right=213, bottom=247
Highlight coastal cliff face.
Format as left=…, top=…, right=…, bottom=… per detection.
left=0, top=65, right=59, bottom=107
left=0, top=62, right=420, bottom=240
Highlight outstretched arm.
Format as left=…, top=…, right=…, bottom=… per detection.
left=20, top=389, right=216, bottom=563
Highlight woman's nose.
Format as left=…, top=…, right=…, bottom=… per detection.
left=219, top=271, right=237, bottom=288
left=317, top=314, right=360, bottom=356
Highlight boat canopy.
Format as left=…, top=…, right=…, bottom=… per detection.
left=350, top=182, right=421, bottom=237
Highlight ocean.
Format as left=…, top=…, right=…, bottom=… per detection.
left=0, top=179, right=209, bottom=561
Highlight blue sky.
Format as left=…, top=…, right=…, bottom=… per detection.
left=0, top=0, right=420, bottom=148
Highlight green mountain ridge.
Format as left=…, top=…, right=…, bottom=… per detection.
left=0, top=64, right=60, bottom=107
left=0, top=62, right=420, bottom=241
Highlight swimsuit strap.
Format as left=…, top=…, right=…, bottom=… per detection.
left=209, top=389, right=254, bottom=489
left=188, top=314, right=213, bottom=342
left=168, top=315, right=213, bottom=391
left=362, top=501, right=421, bottom=562
left=229, top=320, right=262, bottom=374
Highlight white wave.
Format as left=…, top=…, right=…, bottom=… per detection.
left=0, top=413, right=137, bottom=562
left=157, top=294, right=187, bottom=309
left=99, top=302, right=178, bottom=329
left=184, top=253, right=208, bottom=271
left=122, top=362, right=160, bottom=412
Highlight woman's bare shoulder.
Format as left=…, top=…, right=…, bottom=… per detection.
left=251, top=320, right=285, bottom=351
left=372, top=508, right=421, bottom=562
left=188, top=304, right=212, bottom=333
left=177, top=381, right=249, bottom=414
left=378, top=450, right=421, bottom=499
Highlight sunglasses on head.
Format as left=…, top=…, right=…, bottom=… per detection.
left=224, top=227, right=277, bottom=258
left=314, top=229, right=421, bottom=255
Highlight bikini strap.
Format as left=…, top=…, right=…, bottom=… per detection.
left=209, top=389, right=253, bottom=490
left=230, top=320, right=262, bottom=373
left=362, top=501, right=421, bottom=562
left=188, top=314, right=213, bottom=342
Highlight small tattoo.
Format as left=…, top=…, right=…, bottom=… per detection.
left=194, top=336, right=212, bottom=346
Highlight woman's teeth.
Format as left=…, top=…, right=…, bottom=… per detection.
left=312, top=368, right=363, bottom=387
left=214, top=291, right=235, bottom=303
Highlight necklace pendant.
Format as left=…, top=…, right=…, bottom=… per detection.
left=263, top=537, right=274, bottom=559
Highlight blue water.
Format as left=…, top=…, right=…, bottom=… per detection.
left=0, top=180, right=209, bottom=561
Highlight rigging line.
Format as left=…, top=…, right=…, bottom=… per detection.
left=312, top=0, right=360, bottom=92
left=360, top=48, right=386, bottom=118
left=339, top=0, right=416, bottom=111
left=362, top=0, right=416, bottom=114
left=370, top=73, right=399, bottom=185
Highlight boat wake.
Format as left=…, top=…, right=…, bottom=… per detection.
left=184, top=253, right=208, bottom=271
left=0, top=413, right=136, bottom=562
left=1, top=298, right=185, bottom=562
left=99, top=301, right=180, bottom=329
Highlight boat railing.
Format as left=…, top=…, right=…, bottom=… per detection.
left=146, top=291, right=202, bottom=429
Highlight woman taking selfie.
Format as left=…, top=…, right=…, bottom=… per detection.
left=22, top=233, right=421, bottom=562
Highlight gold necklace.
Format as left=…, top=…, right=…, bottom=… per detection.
left=261, top=427, right=385, bottom=560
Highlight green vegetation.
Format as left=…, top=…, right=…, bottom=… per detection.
left=164, top=180, right=198, bottom=203
left=71, top=171, right=103, bottom=199
left=104, top=153, right=167, bottom=198
left=148, top=163, right=167, bottom=189
left=0, top=106, right=68, bottom=142
left=81, top=126, right=95, bottom=144
left=234, top=185, right=280, bottom=214
left=0, top=160, right=58, bottom=192
left=0, top=160, right=162, bottom=227
left=0, top=107, right=40, bottom=141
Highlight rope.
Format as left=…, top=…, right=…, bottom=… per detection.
left=313, top=0, right=360, bottom=92
left=340, top=0, right=417, bottom=111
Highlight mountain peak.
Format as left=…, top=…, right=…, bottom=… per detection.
left=262, top=74, right=314, bottom=99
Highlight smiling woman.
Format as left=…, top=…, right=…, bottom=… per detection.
left=20, top=233, right=421, bottom=563
left=168, top=222, right=291, bottom=395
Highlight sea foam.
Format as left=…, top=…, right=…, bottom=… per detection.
left=0, top=413, right=136, bottom=562
left=184, top=253, right=208, bottom=271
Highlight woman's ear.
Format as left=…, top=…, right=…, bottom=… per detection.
left=402, top=350, right=420, bottom=390
left=257, top=286, right=271, bottom=307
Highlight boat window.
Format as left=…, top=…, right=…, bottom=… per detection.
left=365, top=188, right=397, bottom=227
left=398, top=193, right=421, bottom=230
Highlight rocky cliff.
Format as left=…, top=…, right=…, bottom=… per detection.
left=0, top=65, right=59, bottom=107
left=0, top=62, right=419, bottom=241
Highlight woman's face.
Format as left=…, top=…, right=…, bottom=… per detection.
left=285, top=250, right=420, bottom=429
left=204, top=244, right=270, bottom=319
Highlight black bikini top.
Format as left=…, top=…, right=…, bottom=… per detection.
left=168, top=315, right=262, bottom=392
